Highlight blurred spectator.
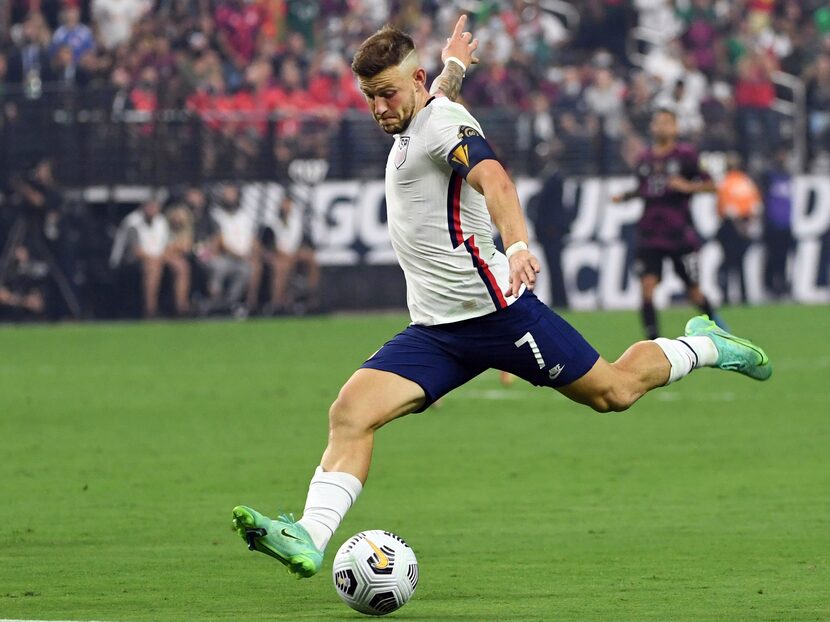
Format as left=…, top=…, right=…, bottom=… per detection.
left=50, top=44, right=92, bottom=88
left=173, top=185, right=217, bottom=299
left=214, top=0, right=266, bottom=72
left=91, top=0, right=151, bottom=50
left=761, top=146, right=794, bottom=299
left=263, top=192, right=304, bottom=314
left=204, top=183, right=259, bottom=316
left=6, top=12, right=54, bottom=97
left=49, top=5, right=94, bottom=63
left=734, top=51, right=778, bottom=169
left=465, top=60, right=532, bottom=109
left=584, top=67, right=626, bottom=139
left=110, top=198, right=190, bottom=317
left=625, top=70, right=658, bottom=136
left=805, top=53, right=830, bottom=160
left=678, top=0, right=720, bottom=76
left=0, top=245, right=47, bottom=319
left=654, top=79, right=703, bottom=138
left=527, top=167, right=570, bottom=308
left=716, top=153, right=762, bottom=304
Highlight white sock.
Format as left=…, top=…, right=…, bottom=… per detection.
left=297, top=466, right=362, bottom=551
left=654, top=336, right=718, bottom=385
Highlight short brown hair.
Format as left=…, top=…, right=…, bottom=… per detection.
left=351, top=25, right=415, bottom=78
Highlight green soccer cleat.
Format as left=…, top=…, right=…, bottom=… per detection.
left=232, top=505, right=323, bottom=578
left=684, top=315, right=772, bottom=381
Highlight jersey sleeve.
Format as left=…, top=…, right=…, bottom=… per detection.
left=425, top=103, right=499, bottom=178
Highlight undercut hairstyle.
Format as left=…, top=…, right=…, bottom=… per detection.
left=351, top=25, right=415, bottom=79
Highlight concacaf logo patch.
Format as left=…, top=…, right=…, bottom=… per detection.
left=394, top=136, right=410, bottom=169
left=457, top=125, right=480, bottom=139
left=451, top=144, right=470, bottom=168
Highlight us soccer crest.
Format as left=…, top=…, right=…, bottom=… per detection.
left=395, top=136, right=410, bottom=169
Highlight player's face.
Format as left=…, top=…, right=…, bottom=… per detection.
left=651, top=112, right=678, bottom=143
left=358, top=65, right=420, bottom=135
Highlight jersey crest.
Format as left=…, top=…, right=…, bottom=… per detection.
left=394, top=136, right=410, bottom=169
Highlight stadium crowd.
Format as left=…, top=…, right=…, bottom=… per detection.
left=0, top=0, right=825, bottom=319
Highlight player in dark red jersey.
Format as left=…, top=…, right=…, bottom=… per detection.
left=614, top=108, right=719, bottom=340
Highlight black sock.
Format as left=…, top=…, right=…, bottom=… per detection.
left=641, top=301, right=658, bottom=340
left=699, top=297, right=715, bottom=318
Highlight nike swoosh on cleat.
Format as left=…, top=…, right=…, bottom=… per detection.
left=281, top=528, right=303, bottom=541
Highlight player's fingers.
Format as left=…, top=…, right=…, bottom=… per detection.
left=530, top=256, right=541, bottom=273
left=461, top=31, right=472, bottom=43
left=523, top=265, right=537, bottom=287
left=452, top=14, right=466, bottom=38
left=471, top=54, right=480, bottom=64
left=470, top=38, right=479, bottom=51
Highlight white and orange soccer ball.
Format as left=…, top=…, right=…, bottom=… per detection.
left=332, top=530, right=419, bottom=616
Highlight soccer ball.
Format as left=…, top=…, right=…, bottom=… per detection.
left=332, top=530, right=419, bottom=616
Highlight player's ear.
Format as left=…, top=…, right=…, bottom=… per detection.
left=412, top=67, right=426, bottom=89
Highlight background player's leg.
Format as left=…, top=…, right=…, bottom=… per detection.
left=297, top=369, right=425, bottom=552
left=674, top=252, right=722, bottom=326
left=640, top=274, right=660, bottom=339
left=687, top=283, right=716, bottom=317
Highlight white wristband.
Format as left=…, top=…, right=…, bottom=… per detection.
left=444, top=56, right=467, bottom=75
left=505, top=241, right=528, bottom=259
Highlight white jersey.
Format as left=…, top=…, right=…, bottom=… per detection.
left=385, top=97, right=518, bottom=325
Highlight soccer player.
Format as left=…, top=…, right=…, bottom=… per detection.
left=613, top=109, right=720, bottom=340
left=232, top=18, right=771, bottom=578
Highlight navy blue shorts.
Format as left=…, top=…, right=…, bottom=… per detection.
left=361, top=291, right=600, bottom=411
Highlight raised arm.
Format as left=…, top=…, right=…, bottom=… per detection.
left=429, top=15, right=479, bottom=101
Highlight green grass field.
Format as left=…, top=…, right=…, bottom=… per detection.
left=1, top=305, right=829, bottom=621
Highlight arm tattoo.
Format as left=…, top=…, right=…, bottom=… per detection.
left=429, top=61, right=465, bottom=101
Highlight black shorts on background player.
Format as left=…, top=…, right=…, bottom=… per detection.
left=635, top=247, right=700, bottom=287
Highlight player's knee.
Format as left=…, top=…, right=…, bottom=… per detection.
left=587, top=388, right=633, bottom=413
left=328, top=391, right=378, bottom=436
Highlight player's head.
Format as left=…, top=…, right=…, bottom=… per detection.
left=352, top=25, right=427, bottom=135
left=650, top=108, right=678, bottom=144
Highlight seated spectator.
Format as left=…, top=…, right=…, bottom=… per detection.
left=204, top=183, right=259, bottom=317
left=262, top=192, right=320, bottom=314
left=109, top=198, right=190, bottom=317
left=0, top=245, right=47, bottom=319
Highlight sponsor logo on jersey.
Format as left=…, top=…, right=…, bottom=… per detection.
left=667, top=159, right=680, bottom=175
left=451, top=144, right=470, bottom=168
left=394, top=136, right=410, bottom=169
